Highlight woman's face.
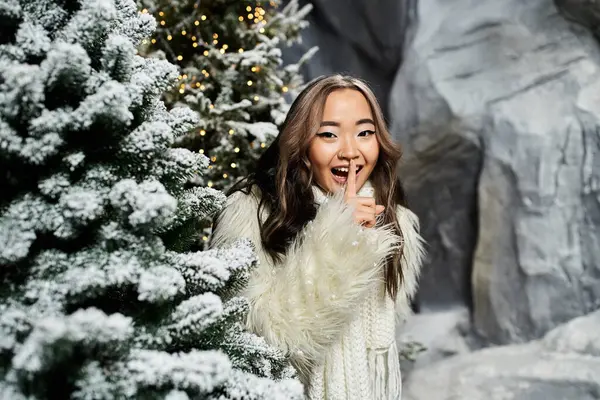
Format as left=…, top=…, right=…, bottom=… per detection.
left=308, top=88, right=380, bottom=194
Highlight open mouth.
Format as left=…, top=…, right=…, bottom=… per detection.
left=331, top=165, right=363, bottom=184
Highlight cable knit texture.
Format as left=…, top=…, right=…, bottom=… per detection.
left=210, top=181, right=425, bottom=399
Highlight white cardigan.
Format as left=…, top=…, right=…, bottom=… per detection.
left=210, top=181, right=425, bottom=399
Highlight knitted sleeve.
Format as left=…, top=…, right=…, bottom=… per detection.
left=209, top=188, right=401, bottom=378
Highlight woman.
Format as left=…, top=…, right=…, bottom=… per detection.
left=210, top=75, right=425, bottom=399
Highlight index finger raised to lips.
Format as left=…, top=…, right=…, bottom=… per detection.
left=345, top=158, right=357, bottom=198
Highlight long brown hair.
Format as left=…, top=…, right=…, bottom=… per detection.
left=226, top=74, right=408, bottom=300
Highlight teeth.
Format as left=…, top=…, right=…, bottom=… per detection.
left=333, top=166, right=360, bottom=172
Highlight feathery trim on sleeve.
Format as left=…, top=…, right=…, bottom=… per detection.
left=210, top=189, right=402, bottom=379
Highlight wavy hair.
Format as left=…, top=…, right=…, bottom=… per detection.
left=226, top=74, right=408, bottom=300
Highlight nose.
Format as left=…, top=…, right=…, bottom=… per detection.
left=338, top=136, right=359, bottom=160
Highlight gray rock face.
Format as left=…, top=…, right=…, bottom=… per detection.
left=402, top=133, right=481, bottom=308
left=281, top=0, right=414, bottom=116
left=542, top=308, right=600, bottom=356
left=390, top=0, right=600, bottom=343
left=403, top=311, right=600, bottom=400
left=555, top=0, right=600, bottom=37
left=397, top=307, right=475, bottom=377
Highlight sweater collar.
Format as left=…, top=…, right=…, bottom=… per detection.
left=311, top=180, right=375, bottom=205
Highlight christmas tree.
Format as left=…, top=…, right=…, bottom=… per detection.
left=138, top=0, right=315, bottom=191
left=0, top=0, right=303, bottom=398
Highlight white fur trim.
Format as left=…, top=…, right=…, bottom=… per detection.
left=210, top=187, right=423, bottom=383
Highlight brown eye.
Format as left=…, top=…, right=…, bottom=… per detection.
left=358, top=130, right=375, bottom=137
left=316, top=132, right=336, bottom=138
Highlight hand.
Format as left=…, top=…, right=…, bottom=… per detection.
left=344, top=159, right=385, bottom=228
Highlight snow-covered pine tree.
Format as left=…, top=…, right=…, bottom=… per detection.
left=138, top=0, right=315, bottom=191
left=0, top=0, right=303, bottom=398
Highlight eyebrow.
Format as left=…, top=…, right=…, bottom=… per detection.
left=319, top=118, right=375, bottom=127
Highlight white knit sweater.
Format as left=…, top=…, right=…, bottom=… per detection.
left=210, top=181, right=425, bottom=399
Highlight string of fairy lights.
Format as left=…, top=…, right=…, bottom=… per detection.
left=141, top=2, right=276, bottom=63
left=140, top=1, right=293, bottom=193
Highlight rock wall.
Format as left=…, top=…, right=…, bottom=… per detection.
left=281, top=0, right=414, bottom=117
left=391, top=0, right=600, bottom=344
left=555, top=0, right=600, bottom=38
left=403, top=310, right=600, bottom=399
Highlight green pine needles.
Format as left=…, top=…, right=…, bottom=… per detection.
left=138, top=0, right=315, bottom=191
